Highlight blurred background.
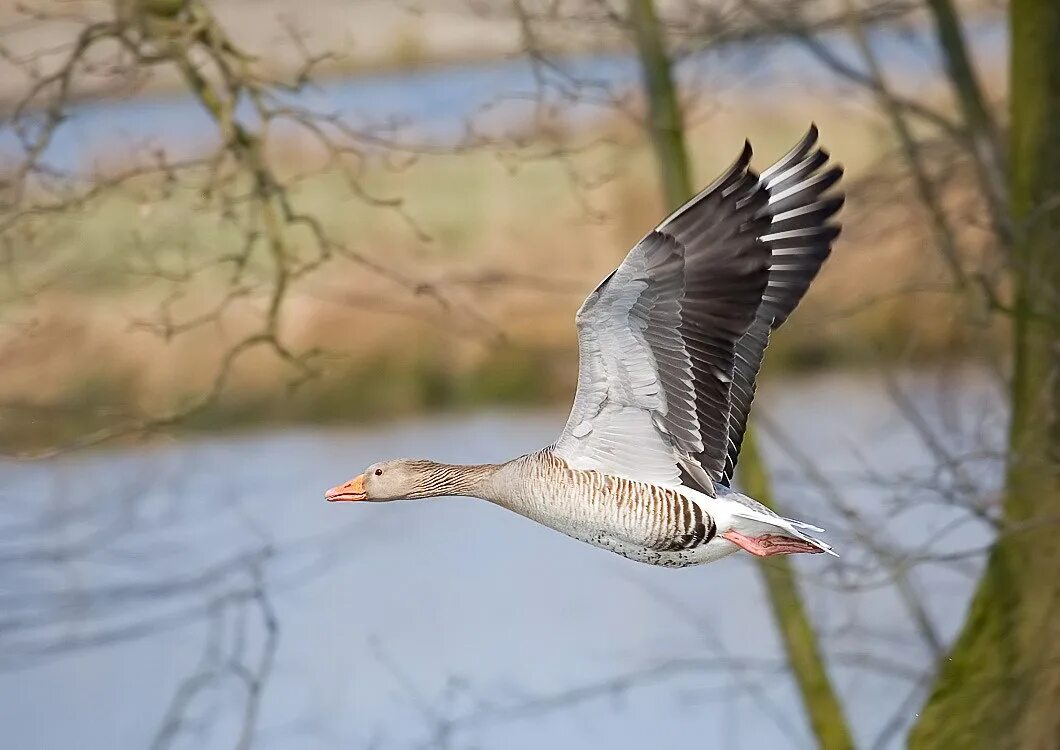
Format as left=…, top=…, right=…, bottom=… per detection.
left=1, top=1, right=1056, bottom=749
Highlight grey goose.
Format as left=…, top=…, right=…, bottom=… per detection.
left=326, top=125, right=843, bottom=567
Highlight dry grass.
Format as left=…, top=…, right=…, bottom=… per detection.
left=0, top=94, right=1004, bottom=451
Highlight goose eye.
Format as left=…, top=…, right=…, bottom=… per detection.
left=374, top=469, right=383, bottom=476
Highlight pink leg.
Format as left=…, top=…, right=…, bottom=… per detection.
left=722, top=529, right=823, bottom=557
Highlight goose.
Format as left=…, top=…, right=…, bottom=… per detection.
left=326, top=126, right=843, bottom=567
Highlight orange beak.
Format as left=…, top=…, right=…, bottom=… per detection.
left=325, top=474, right=367, bottom=502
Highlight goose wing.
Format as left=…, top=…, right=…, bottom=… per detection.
left=553, top=142, right=771, bottom=492
left=721, top=126, right=844, bottom=484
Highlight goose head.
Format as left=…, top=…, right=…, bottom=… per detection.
left=325, top=459, right=496, bottom=502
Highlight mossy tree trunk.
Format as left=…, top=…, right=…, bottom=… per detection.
left=925, top=0, right=1008, bottom=239
left=909, top=1, right=1060, bottom=746
left=627, top=0, right=692, bottom=213
left=628, top=2, right=854, bottom=747
left=738, top=431, right=856, bottom=750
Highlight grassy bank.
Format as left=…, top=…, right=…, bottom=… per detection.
left=0, top=97, right=1004, bottom=453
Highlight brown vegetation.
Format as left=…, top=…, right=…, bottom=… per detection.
left=0, top=96, right=1005, bottom=452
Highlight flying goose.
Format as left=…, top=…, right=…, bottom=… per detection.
left=326, top=126, right=843, bottom=567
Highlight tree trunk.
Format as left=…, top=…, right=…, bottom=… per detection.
left=909, top=1, right=1060, bottom=747
left=628, top=0, right=692, bottom=212
left=628, top=3, right=854, bottom=747
left=739, top=428, right=856, bottom=750
left=925, top=0, right=1009, bottom=243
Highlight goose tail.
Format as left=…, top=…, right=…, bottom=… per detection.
left=720, top=494, right=839, bottom=557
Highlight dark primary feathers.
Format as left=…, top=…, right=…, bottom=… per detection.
left=721, top=125, right=844, bottom=485
left=554, top=125, right=843, bottom=495
left=643, top=142, right=774, bottom=488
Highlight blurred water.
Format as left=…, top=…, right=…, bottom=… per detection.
left=0, top=368, right=1006, bottom=750
left=2, top=20, right=1005, bottom=172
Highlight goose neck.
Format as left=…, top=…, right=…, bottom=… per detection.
left=412, top=461, right=502, bottom=500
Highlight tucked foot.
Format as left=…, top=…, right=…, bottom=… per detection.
left=722, top=529, right=824, bottom=557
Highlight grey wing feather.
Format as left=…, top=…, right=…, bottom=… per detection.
left=555, top=144, right=772, bottom=491
left=722, top=125, right=845, bottom=485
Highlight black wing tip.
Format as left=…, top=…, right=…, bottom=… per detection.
left=786, top=124, right=820, bottom=154
left=760, top=125, right=820, bottom=181
left=657, top=138, right=756, bottom=232
left=728, top=140, right=754, bottom=179
left=726, top=140, right=755, bottom=183
left=820, top=165, right=844, bottom=192
left=721, top=139, right=755, bottom=182
left=798, top=123, right=820, bottom=153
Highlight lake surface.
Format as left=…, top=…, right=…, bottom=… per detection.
left=2, top=20, right=1005, bottom=171
left=0, top=369, right=1005, bottom=749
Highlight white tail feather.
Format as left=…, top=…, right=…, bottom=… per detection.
left=726, top=502, right=838, bottom=557
left=783, top=517, right=825, bottom=533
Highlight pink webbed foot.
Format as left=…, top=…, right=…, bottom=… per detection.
left=722, top=529, right=823, bottom=557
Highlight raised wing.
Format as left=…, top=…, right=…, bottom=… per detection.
left=553, top=142, right=772, bottom=492
left=722, top=125, right=844, bottom=484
